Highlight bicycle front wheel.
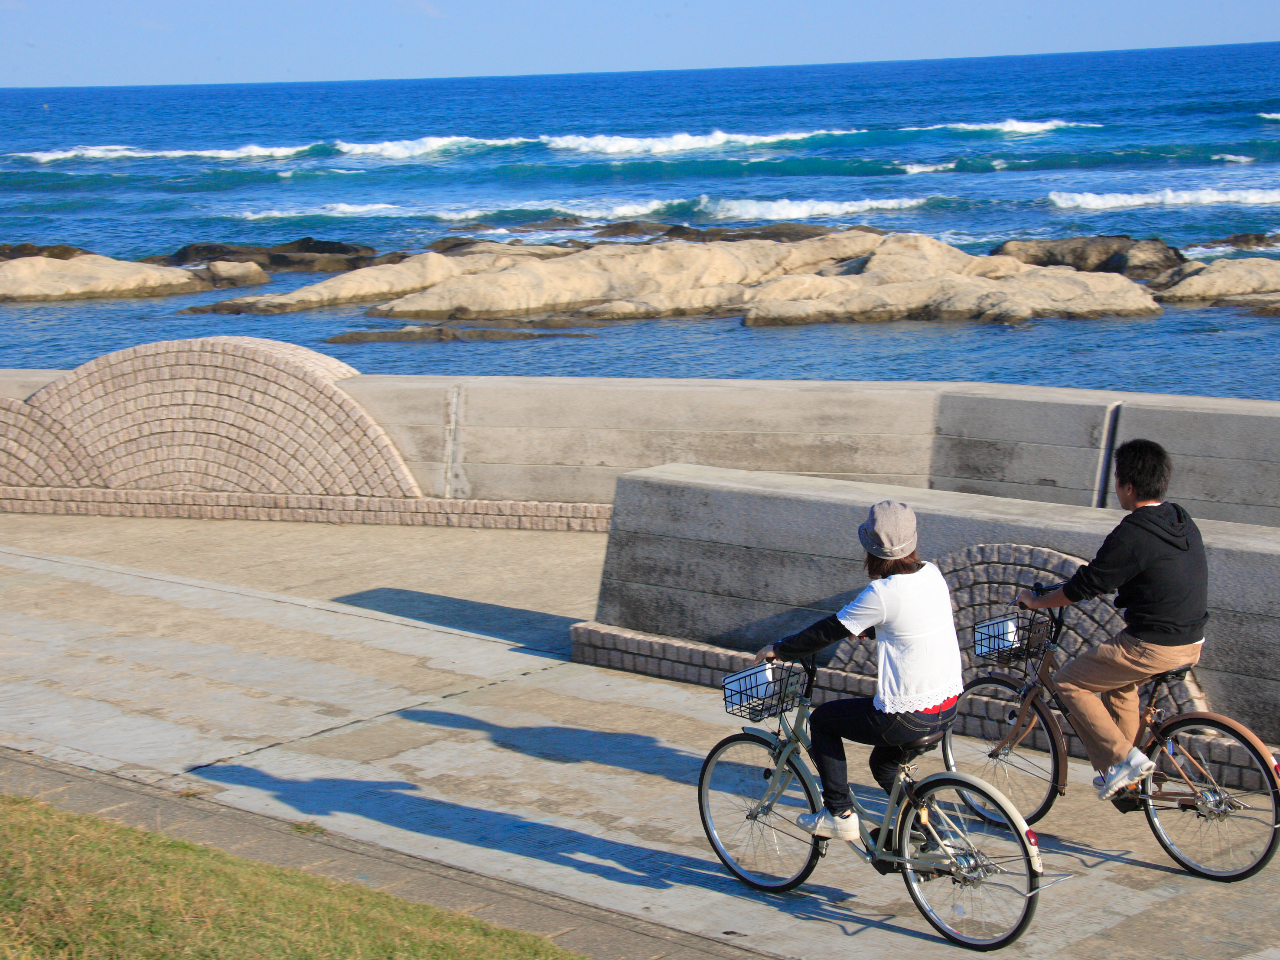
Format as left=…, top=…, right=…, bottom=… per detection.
left=698, top=732, right=822, bottom=892
left=1143, top=715, right=1280, bottom=881
left=944, top=676, right=1062, bottom=825
left=899, top=776, right=1040, bottom=951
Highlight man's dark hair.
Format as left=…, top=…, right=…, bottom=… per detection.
left=1114, top=438, right=1172, bottom=501
left=864, top=550, right=924, bottom=580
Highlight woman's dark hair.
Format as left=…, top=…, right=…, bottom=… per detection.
left=1114, top=438, right=1172, bottom=501
left=865, top=550, right=924, bottom=580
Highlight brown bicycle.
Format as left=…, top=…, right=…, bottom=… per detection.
left=942, top=581, right=1280, bottom=882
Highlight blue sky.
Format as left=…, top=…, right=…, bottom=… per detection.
left=2, top=0, right=1279, bottom=87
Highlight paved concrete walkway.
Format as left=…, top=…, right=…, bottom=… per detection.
left=0, top=519, right=1278, bottom=960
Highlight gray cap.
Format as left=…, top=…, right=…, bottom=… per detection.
left=858, top=500, right=917, bottom=559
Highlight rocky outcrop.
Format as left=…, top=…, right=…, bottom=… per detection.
left=367, top=231, right=887, bottom=321
left=0, top=254, right=213, bottom=301
left=361, top=232, right=1158, bottom=326
left=142, top=237, right=403, bottom=273
left=200, top=260, right=270, bottom=288
left=992, top=236, right=1185, bottom=280
left=324, top=325, right=592, bottom=343
left=0, top=243, right=94, bottom=262
left=1153, top=257, right=1280, bottom=301
left=742, top=267, right=1158, bottom=325
left=570, top=235, right=1156, bottom=325
left=1201, top=233, right=1280, bottom=251
left=1215, top=291, right=1280, bottom=316
left=592, top=220, right=669, bottom=238
left=185, top=251, right=514, bottom=315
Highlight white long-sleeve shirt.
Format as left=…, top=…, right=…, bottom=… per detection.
left=835, top=561, right=964, bottom=713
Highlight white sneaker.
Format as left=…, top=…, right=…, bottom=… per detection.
left=1098, top=748, right=1156, bottom=800
left=797, top=808, right=860, bottom=841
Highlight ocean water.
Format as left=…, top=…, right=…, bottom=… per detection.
left=3, top=43, right=1280, bottom=397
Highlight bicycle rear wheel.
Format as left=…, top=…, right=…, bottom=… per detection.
left=944, top=676, right=1061, bottom=825
left=1143, top=715, right=1280, bottom=881
left=899, top=776, right=1040, bottom=951
left=698, top=732, right=822, bottom=892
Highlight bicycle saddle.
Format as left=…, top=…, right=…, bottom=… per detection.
left=899, top=729, right=946, bottom=761
left=1151, top=667, right=1191, bottom=685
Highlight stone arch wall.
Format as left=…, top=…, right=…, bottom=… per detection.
left=23, top=337, right=421, bottom=497
left=0, top=397, right=105, bottom=488
left=828, top=543, right=1207, bottom=718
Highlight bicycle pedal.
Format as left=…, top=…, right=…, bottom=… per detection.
left=870, top=857, right=899, bottom=876
left=1110, top=786, right=1142, bottom=814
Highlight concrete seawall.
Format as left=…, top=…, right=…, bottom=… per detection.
left=579, top=464, right=1280, bottom=743
left=2, top=338, right=1278, bottom=528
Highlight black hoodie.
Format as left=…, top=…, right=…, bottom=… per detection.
left=1063, top=502, right=1209, bottom=646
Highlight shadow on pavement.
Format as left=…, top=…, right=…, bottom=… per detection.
left=1033, top=831, right=1180, bottom=875
left=398, top=707, right=704, bottom=785
left=331, top=588, right=574, bottom=656
left=193, top=764, right=941, bottom=945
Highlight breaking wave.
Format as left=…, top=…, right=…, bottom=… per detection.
left=906, top=119, right=1102, bottom=134
left=334, top=136, right=532, bottom=159
left=1050, top=188, right=1280, bottom=209
left=899, top=162, right=957, bottom=174
left=1260, top=113, right=1280, bottom=120
left=539, top=129, right=862, bottom=154
left=236, top=202, right=403, bottom=220
left=14, top=143, right=320, bottom=162
left=697, top=196, right=928, bottom=219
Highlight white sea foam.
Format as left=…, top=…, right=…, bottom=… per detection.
left=1050, top=188, right=1280, bottom=210
left=899, top=162, right=956, bottom=174
left=1260, top=113, right=1280, bottom=120
left=538, top=129, right=861, bottom=155
left=906, top=119, right=1101, bottom=134
left=334, top=136, right=532, bottom=159
left=697, top=196, right=928, bottom=220
left=1182, top=244, right=1240, bottom=260
left=236, top=203, right=402, bottom=220
left=15, top=143, right=317, bottom=162
left=1212, top=154, right=1255, bottom=163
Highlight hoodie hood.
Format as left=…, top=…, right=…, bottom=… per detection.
left=1122, top=502, right=1193, bottom=550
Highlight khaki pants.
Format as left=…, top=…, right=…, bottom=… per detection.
left=1053, top=631, right=1202, bottom=772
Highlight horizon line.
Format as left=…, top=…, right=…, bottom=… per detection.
left=2, top=38, right=1277, bottom=92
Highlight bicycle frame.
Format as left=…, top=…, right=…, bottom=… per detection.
left=980, top=590, right=1276, bottom=813
left=745, top=662, right=1043, bottom=878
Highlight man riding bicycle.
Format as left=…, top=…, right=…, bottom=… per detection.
left=1017, top=439, right=1209, bottom=801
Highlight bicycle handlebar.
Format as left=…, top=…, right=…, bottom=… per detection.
left=1016, top=580, right=1070, bottom=610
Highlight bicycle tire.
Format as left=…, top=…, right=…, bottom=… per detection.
left=1142, top=714, right=1280, bottom=881
left=698, top=732, right=822, bottom=892
left=899, top=775, right=1040, bottom=951
left=943, top=675, right=1062, bottom=826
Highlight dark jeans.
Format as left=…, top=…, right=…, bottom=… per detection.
left=808, top=696, right=958, bottom=813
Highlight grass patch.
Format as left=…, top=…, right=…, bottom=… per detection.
left=0, top=794, right=585, bottom=960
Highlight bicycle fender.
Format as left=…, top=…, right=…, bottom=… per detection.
left=1151, top=712, right=1280, bottom=790
left=915, top=770, right=1044, bottom=874
left=740, top=726, right=779, bottom=745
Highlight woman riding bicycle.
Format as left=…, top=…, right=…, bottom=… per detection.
left=753, top=500, right=963, bottom=841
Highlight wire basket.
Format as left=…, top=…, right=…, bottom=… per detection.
left=973, top=610, right=1054, bottom=665
left=722, top=661, right=806, bottom=721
